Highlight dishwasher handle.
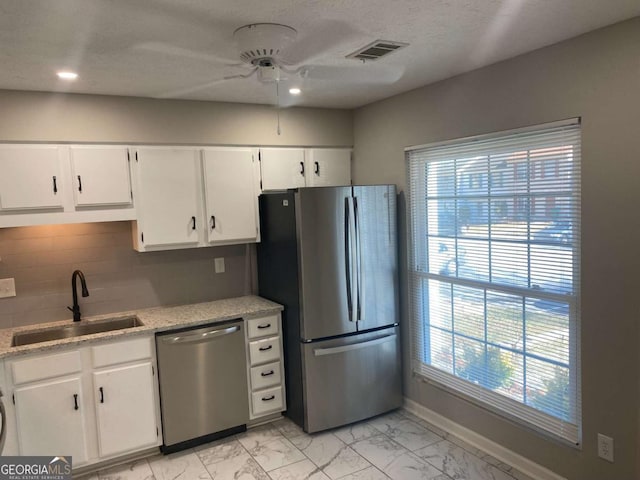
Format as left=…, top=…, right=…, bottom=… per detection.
left=160, top=325, right=241, bottom=345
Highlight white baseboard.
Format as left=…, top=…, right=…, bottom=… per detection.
left=404, top=398, right=567, bottom=480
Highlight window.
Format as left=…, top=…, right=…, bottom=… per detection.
left=406, top=120, right=581, bottom=444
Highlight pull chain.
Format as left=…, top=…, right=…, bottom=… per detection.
left=275, top=81, right=281, bottom=136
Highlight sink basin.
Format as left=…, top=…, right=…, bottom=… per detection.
left=11, top=316, right=144, bottom=347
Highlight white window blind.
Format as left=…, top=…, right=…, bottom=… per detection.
left=406, top=120, right=581, bottom=445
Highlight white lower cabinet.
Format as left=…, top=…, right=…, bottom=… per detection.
left=14, top=377, right=89, bottom=463
left=7, top=335, right=160, bottom=468
left=245, top=314, right=286, bottom=419
left=93, top=362, right=157, bottom=458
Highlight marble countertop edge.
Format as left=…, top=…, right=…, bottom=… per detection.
left=0, top=295, right=283, bottom=359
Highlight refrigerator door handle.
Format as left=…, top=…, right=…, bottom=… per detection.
left=313, top=334, right=396, bottom=356
left=344, top=197, right=354, bottom=321
left=353, top=196, right=362, bottom=322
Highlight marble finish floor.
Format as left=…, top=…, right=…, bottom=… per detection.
left=77, top=409, right=536, bottom=480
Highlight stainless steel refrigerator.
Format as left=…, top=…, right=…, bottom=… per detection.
left=257, top=185, right=401, bottom=433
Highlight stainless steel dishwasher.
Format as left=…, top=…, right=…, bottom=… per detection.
left=156, top=319, right=249, bottom=453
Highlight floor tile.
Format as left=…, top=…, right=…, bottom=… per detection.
left=196, top=438, right=247, bottom=466
left=237, top=424, right=286, bottom=451
left=377, top=418, right=442, bottom=451
left=415, top=439, right=513, bottom=480
left=267, top=459, right=330, bottom=480
left=247, top=437, right=306, bottom=472
left=382, top=452, right=446, bottom=480
left=289, top=432, right=371, bottom=479
left=148, top=450, right=211, bottom=480
left=332, top=423, right=380, bottom=445
left=366, top=411, right=408, bottom=433
left=350, top=434, right=407, bottom=471
left=98, top=460, right=155, bottom=480
left=333, top=466, right=391, bottom=480
left=203, top=452, right=270, bottom=480
left=272, top=417, right=306, bottom=440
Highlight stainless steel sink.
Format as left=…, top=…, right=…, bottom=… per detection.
left=11, top=316, right=144, bottom=347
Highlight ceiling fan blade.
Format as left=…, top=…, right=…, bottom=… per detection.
left=155, top=78, right=230, bottom=99
left=300, top=63, right=404, bottom=84
left=279, top=20, right=360, bottom=66
left=133, top=41, right=238, bottom=65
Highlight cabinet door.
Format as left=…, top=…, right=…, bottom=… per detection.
left=0, top=145, right=64, bottom=211
left=70, top=146, right=132, bottom=207
left=93, top=363, right=157, bottom=458
left=306, top=149, right=352, bottom=187
left=260, top=148, right=306, bottom=190
left=134, top=148, right=201, bottom=248
left=203, top=148, right=259, bottom=244
left=14, top=377, right=89, bottom=464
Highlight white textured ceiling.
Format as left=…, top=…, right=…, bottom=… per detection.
left=1, top=1, right=638, bottom=109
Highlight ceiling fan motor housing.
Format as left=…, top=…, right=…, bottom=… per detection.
left=233, top=23, right=297, bottom=65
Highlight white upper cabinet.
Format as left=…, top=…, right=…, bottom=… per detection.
left=260, top=148, right=307, bottom=191
left=70, top=146, right=132, bottom=207
left=203, top=148, right=260, bottom=244
left=259, top=147, right=352, bottom=191
left=0, top=145, right=64, bottom=211
left=305, top=148, right=352, bottom=187
left=132, top=148, right=202, bottom=250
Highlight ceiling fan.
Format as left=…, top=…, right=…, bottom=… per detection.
left=136, top=22, right=405, bottom=100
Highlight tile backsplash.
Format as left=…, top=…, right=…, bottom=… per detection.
left=0, top=221, right=255, bottom=329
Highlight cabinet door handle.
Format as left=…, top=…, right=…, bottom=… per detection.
left=262, top=395, right=276, bottom=402
left=77, top=175, right=83, bottom=192
left=257, top=323, right=271, bottom=329
left=300, top=161, right=305, bottom=176
left=191, top=216, right=196, bottom=230
left=99, top=387, right=104, bottom=404
left=73, top=394, right=79, bottom=411
left=211, top=215, right=216, bottom=230
left=259, top=345, right=273, bottom=352
left=53, top=176, right=58, bottom=194
left=314, top=161, right=320, bottom=175
left=261, top=370, right=275, bottom=377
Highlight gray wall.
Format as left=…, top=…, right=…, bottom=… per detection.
left=0, top=93, right=353, bottom=329
left=353, top=17, right=640, bottom=480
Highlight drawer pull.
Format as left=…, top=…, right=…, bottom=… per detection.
left=261, top=370, right=275, bottom=377
left=257, top=323, right=272, bottom=329
left=262, top=395, right=276, bottom=402
left=259, top=345, right=273, bottom=352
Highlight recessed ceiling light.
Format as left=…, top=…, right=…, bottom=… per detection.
left=57, top=71, right=78, bottom=80
left=289, top=87, right=301, bottom=95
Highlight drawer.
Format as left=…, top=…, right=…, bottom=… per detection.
left=250, top=361, right=281, bottom=390
left=251, top=386, right=284, bottom=416
left=92, top=336, right=152, bottom=368
left=247, top=315, right=279, bottom=339
left=12, top=350, right=82, bottom=385
left=248, top=336, right=281, bottom=366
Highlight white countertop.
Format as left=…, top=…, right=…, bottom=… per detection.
left=0, top=295, right=283, bottom=359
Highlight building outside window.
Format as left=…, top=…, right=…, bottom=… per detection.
left=406, top=120, right=581, bottom=444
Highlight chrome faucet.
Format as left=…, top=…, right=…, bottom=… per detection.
left=68, top=270, right=89, bottom=322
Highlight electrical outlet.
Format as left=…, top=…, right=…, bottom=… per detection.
left=214, top=257, right=225, bottom=274
left=0, top=278, right=16, bottom=298
left=598, top=433, right=614, bottom=462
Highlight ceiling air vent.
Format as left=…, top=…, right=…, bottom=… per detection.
left=347, top=40, right=408, bottom=61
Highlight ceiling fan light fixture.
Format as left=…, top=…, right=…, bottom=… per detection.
left=289, top=87, right=301, bottom=95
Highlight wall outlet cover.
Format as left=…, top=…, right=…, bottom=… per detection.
left=0, top=278, right=16, bottom=298
left=214, top=257, right=225, bottom=274
left=597, top=433, right=614, bottom=462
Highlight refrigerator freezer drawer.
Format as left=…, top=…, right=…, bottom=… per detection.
left=249, top=336, right=281, bottom=366
left=247, top=315, right=279, bottom=339
left=302, top=326, right=402, bottom=433
left=250, top=361, right=282, bottom=390
left=251, top=386, right=284, bottom=416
